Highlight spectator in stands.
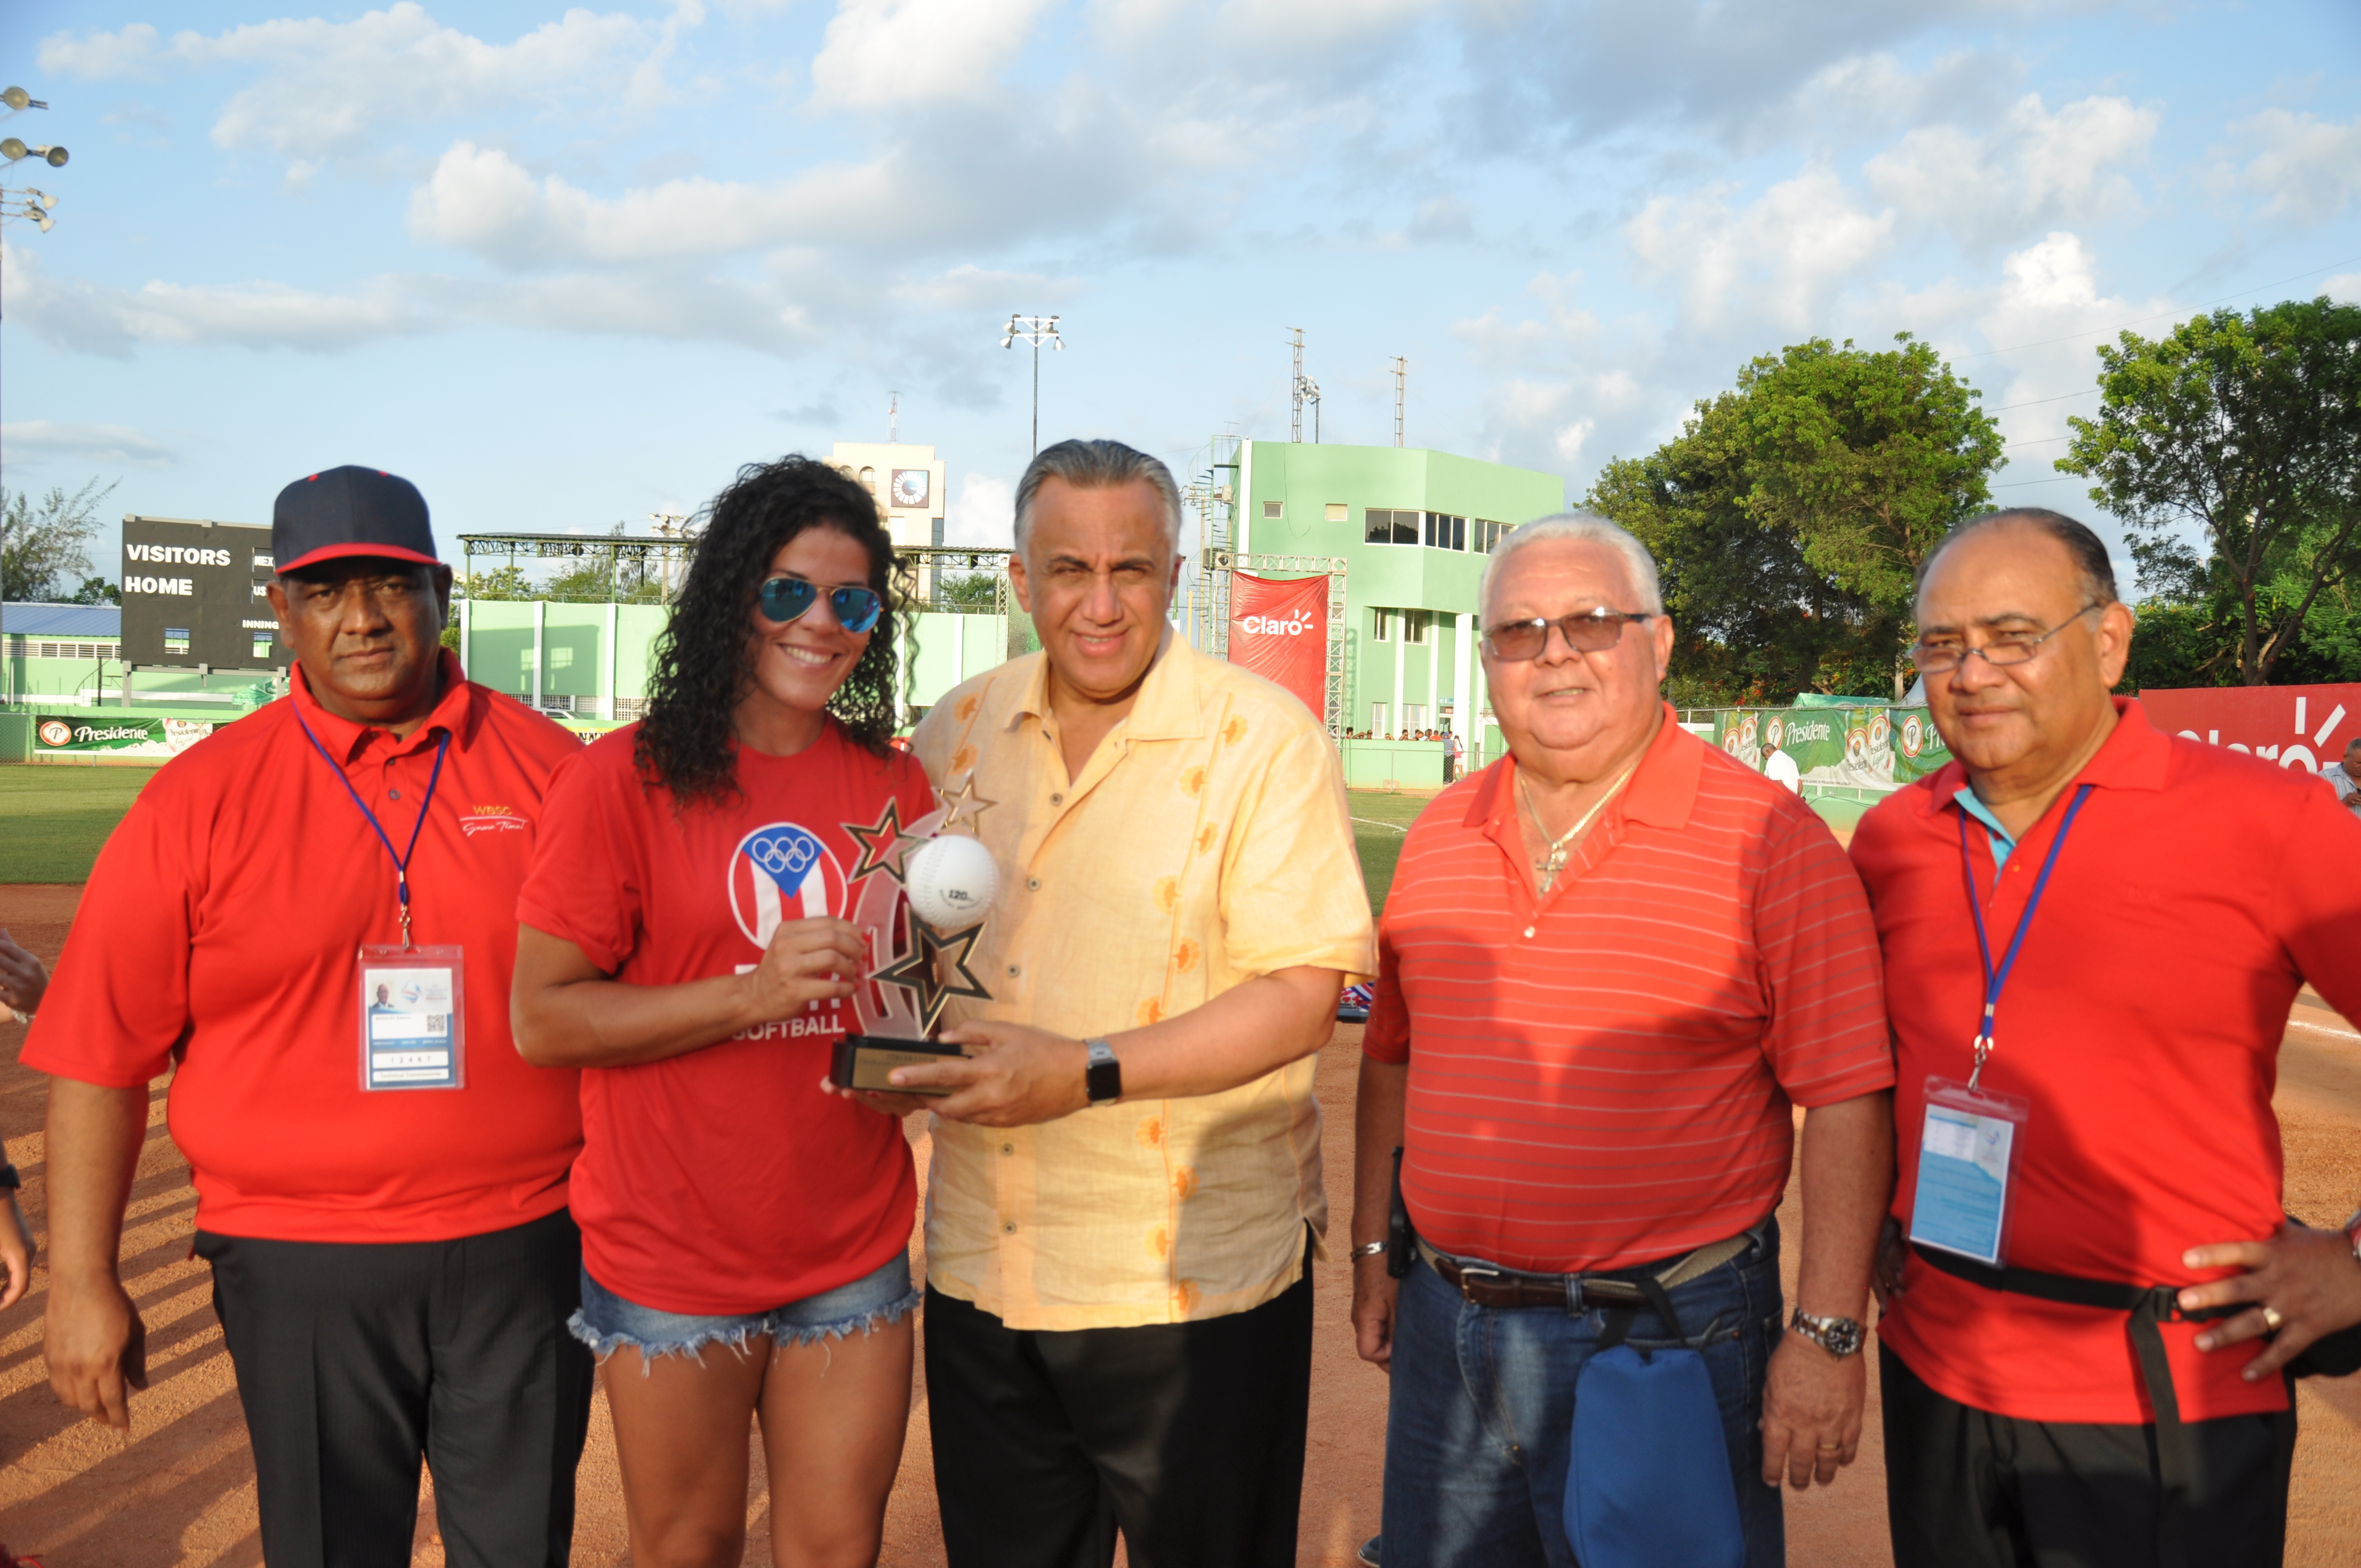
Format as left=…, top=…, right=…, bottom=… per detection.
left=30, top=467, right=595, bottom=1565
left=1352, top=513, right=1894, bottom=1567
left=2321, top=737, right=2361, bottom=813
left=878, top=438, right=1374, bottom=1568
left=1851, top=508, right=2361, bottom=1567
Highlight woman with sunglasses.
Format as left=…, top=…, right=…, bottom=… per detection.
left=512, top=455, right=931, bottom=1568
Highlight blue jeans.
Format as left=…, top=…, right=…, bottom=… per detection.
left=568, top=1250, right=919, bottom=1363
left=1380, top=1222, right=1787, bottom=1568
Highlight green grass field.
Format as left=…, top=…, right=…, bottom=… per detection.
left=1347, top=786, right=1443, bottom=914
left=0, top=765, right=164, bottom=883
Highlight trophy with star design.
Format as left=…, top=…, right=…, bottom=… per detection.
left=831, top=775, right=1001, bottom=1097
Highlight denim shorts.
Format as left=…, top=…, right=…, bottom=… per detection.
left=569, top=1250, right=920, bottom=1363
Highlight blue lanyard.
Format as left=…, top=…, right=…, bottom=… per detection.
left=294, top=705, right=450, bottom=950
left=1960, top=782, right=2092, bottom=1088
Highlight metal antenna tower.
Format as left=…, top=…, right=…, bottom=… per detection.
left=889, top=390, right=899, bottom=444
left=1289, top=328, right=1322, bottom=444
left=1390, top=356, right=1407, bottom=448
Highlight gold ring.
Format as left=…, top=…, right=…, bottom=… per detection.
left=2262, top=1305, right=2285, bottom=1333
left=1816, top=1441, right=1843, bottom=1451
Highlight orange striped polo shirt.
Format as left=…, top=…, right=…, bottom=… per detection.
left=1364, top=706, right=1893, bottom=1273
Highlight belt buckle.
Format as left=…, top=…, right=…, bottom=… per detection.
left=1454, top=1264, right=1502, bottom=1302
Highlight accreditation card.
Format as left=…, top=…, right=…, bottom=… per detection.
left=358, top=945, right=466, bottom=1091
left=1907, top=1075, right=2027, bottom=1267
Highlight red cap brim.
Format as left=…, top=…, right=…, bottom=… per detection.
left=276, top=541, right=443, bottom=575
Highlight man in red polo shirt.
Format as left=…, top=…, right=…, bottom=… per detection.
left=30, top=467, right=593, bottom=1568
left=1350, top=514, right=1895, bottom=1567
left=1852, top=508, right=2361, bottom=1568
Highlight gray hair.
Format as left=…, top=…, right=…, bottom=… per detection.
left=1479, top=512, right=1664, bottom=622
left=1011, top=439, right=1184, bottom=558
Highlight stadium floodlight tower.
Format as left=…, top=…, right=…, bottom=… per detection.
left=1290, top=328, right=1321, bottom=443
left=1001, top=313, right=1063, bottom=456
left=0, top=86, right=68, bottom=705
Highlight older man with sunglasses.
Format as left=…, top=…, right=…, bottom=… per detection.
left=1852, top=509, right=2361, bottom=1568
left=1351, top=514, right=1895, bottom=1567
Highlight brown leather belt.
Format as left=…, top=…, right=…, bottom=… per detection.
left=1417, top=1231, right=1756, bottom=1313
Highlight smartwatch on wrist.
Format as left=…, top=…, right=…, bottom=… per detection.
left=1085, top=1038, right=1122, bottom=1105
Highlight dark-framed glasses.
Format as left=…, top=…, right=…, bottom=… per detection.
left=1909, top=602, right=2104, bottom=674
left=758, top=574, right=884, bottom=634
left=1482, top=607, right=1656, bottom=662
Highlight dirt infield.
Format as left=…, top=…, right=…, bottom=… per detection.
left=4, top=883, right=2361, bottom=1564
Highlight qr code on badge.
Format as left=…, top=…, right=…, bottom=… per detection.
left=427, top=1015, right=448, bottom=1033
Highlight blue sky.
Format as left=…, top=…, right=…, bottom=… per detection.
left=4, top=0, right=2359, bottom=587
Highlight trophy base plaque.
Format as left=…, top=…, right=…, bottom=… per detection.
left=834, top=1034, right=965, bottom=1097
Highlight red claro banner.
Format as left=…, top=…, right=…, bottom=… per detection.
left=1228, top=571, right=1328, bottom=720
left=2137, top=683, right=2361, bottom=773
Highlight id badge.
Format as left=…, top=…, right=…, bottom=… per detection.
left=358, top=945, right=465, bottom=1091
left=1907, top=1075, right=2027, bottom=1267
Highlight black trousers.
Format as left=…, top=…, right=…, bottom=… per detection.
left=197, top=1207, right=594, bottom=1568
left=924, top=1247, right=1315, bottom=1568
left=1881, top=1342, right=2297, bottom=1568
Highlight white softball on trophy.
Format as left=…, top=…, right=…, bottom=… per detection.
left=904, top=834, right=999, bottom=929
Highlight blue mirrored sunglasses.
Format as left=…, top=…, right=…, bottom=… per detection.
left=758, top=574, right=884, bottom=634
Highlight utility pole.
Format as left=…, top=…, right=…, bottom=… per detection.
left=1390, top=356, right=1407, bottom=448
left=888, top=390, right=899, bottom=445
left=1290, top=328, right=1321, bottom=444
left=1001, top=315, right=1063, bottom=456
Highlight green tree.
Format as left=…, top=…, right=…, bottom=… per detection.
left=459, top=563, right=534, bottom=601
left=2059, top=297, right=2361, bottom=685
left=3, top=478, right=119, bottom=601
left=936, top=571, right=1002, bottom=611
left=1588, top=334, right=2003, bottom=700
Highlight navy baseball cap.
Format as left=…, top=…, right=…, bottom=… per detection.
left=273, top=466, right=439, bottom=575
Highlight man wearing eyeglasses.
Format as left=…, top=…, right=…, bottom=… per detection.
left=1350, top=513, right=1895, bottom=1567
left=1851, top=508, right=2361, bottom=1568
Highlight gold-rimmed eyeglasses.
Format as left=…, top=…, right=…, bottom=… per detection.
left=1482, top=607, right=1656, bottom=662
left=1908, top=602, right=2104, bottom=674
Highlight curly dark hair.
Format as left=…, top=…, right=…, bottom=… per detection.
left=635, top=455, right=901, bottom=805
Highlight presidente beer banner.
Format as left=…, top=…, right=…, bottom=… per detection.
left=34, top=715, right=217, bottom=758
left=1227, top=571, right=1328, bottom=721
left=1712, top=704, right=1945, bottom=791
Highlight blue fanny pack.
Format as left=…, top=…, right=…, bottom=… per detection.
left=1563, top=1271, right=1745, bottom=1568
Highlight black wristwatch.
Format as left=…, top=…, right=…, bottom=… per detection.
left=1789, top=1308, right=1865, bottom=1359
left=1085, top=1038, right=1122, bottom=1105
left=0, top=1163, right=19, bottom=1192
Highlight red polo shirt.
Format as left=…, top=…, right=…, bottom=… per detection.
left=1851, top=698, right=2361, bottom=1424
left=1365, top=708, right=1894, bottom=1273
left=24, top=652, right=587, bottom=1244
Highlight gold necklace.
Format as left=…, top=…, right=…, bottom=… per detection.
left=1518, top=760, right=1641, bottom=890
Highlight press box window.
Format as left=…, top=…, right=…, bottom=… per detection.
left=1403, top=610, right=1432, bottom=645
left=1373, top=608, right=1394, bottom=643
left=1424, top=513, right=1466, bottom=551
left=164, top=628, right=191, bottom=654
left=1364, top=508, right=1417, bottom=545
left=1474, top=519, right=1510, bottom=553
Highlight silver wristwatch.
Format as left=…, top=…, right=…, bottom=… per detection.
left=1789, top=1309, right=1865, bottom=1359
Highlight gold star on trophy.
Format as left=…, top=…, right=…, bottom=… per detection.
left=869, top=907, right=994, bottom=1036
left=844, top=799, right=924, bottom=885
left=934, top=774, right=998, bottom=835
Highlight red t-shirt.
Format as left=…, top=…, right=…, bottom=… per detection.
left=517, top=721, right=932, bottom=1316
left=1364, top=711, right=1894, bottom=1272
left=23, top=654, right=587, bottom=1243
left=1851, top=699, right=2361, bottom=1424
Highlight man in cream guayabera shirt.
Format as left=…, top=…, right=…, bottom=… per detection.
left=883, top=439, right=1373, bottom=1568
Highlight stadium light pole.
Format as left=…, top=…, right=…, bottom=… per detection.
left=0, top=87, right=68, bottom=710
left=1001, top=314, right=1063, bottom=456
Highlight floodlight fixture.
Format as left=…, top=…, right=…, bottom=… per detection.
left=1002, top=313, right=1064, bottom=456
left=1, top=87, right=46, bottom=113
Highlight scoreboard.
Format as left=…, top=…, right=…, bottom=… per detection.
left=119, top=515, right=287, bottom=671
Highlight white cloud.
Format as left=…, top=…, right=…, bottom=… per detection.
left=944, top=471, right=1014, bottom=547
left=2327, top=272, right=2361, bottom=305
left=808, top=0, right=1059, bottom=111
left=1625, top=168, right=1894, bottom=332
left=1866, top=94, right=2157, bottom=250
left=0, top=421, right=177, bottom=469
left=39, top=3, right=673, bottom=162
left=3, top=243, right=428, bottom=357
left=2217, top=110, right=2361, bottom=224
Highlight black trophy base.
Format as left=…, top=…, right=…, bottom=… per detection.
left=834, top=1034, right=965, bottom=1096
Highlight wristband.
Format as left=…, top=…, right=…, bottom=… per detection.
left=1351, top=1240, right=1388, bottom=1261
